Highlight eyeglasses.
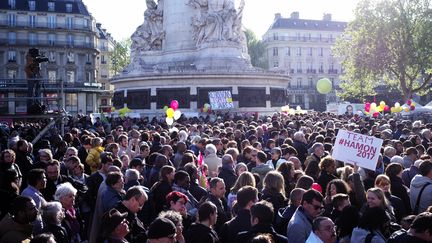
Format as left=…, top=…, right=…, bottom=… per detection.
left=166, top=233, right=177, bottom=239
left=312, top=204, right=324, bottom=210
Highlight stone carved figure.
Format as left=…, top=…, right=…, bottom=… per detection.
left=189, top=0, right=245, bottom=46
left=131, top=0, right=165, bottom=53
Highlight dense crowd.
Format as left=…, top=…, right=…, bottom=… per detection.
left=1, top=112, right=432, bottom=243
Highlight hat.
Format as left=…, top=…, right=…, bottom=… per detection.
left=311, top=183, right=322, bottom=194
left=147, top=218, right=176, bottom=239
left=102, top=209, right=128, bottom=235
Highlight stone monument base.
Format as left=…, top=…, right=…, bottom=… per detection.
left=110, top=71, right=290, bottom=117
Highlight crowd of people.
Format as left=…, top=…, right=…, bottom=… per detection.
left=1, top=111, right=432, bottom=243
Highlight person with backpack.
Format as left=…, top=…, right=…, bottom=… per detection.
left=409, top=161, right=432, bottom=214
left=351, top=207, right=389, bottom=243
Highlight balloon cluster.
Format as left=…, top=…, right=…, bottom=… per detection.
left=118, top=107, right=132, bottom=118
left=390, top=102, right=404, bottom=113
left=407, top=99, right=416, bottom=111
left=364, top=101, right=389, bottom=117
left=164, top=100, right=182, bottom=125
left=281, top=105, right=305, bottom=115
left=201, top=103, right=212, bottom=113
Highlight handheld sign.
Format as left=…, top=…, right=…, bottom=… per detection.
left=208, top=91, right=234, bottom=110
left=332, top=129, right=383, bottom=171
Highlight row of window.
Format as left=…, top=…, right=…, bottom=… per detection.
left=272, top=61, right=336, bottom=70
left=288, top=77, right=336, bottom=89
left=6, top=32, right=93, bottom=47
left=271, top=32, right=337, bottom=42
left=6, top=50, right=102, bottom=67
left=272, top=47, right=332, bottom=57
left=8, top=0, right=73, bottom=12
left=6, top=68, right=94, bottom=83
left=7, top=14, right=90, bottom=30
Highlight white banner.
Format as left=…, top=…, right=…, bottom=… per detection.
left=332, top=130, right=383, bottom=171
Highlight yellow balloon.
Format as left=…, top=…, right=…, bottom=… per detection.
left=404, top=107, right=410, bottom=112
left=316, top=78, right=332, bottom=94
left=377, top=106, right=383, bottom=112
left=390, top=107, right=396, bottom=113
left=398, top=107, right=403, bottom=112
left=412, top=102, right=416, bottom=107
left=166, top=108, right=175, bottom=118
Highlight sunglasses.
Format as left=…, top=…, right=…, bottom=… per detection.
left=312, top=204, right=324, bottom=210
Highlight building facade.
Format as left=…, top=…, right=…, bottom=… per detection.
left=0, top=0, right=110, bottom=114
left=263, top=12, right=347, bottom=111
left=95, top=22, right=115, bottom=113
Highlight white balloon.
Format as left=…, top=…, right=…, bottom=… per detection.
left=174, top=110, right=182, bottom=120
left=166, top=117, right=174, bottom=125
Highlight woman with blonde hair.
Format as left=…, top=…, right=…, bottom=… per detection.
left=374, top=175, right=406, bottom=222
left=261, top=171, right=287, bottom=213
left=362, top=187, right=398, bottom=232
left=227, top=171, right=256, bottom=210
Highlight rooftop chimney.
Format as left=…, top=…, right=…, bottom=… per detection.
left=290, top=12, right=299, bottom=19
left=323, top=13, right=332, bottom=21
left=275, top=13, right=282, bottom=20
left=96, top=23, right=101, bottom=28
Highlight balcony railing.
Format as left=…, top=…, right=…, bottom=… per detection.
left=0, top=38, right=96, bottom=49
left=265, top=36, right=336, bottom=43
left=306, top=69, right=317, bottom=74
left=0, top=79, right=102, bottom=91
left=1, top=20, right=93, bottom=32
left=328, top=69, right=338, bottom=74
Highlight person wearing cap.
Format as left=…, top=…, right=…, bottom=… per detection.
left=147, top=217, right=177, bottom=243
left=101, top=208, right=130, bottom=243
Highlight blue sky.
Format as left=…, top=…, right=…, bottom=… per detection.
left=85, top=0, right=359, bottom=41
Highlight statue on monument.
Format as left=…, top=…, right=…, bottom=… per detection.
left=131, top=0, right=165, bottom=53
left=189, top=0, right=245, bottom=46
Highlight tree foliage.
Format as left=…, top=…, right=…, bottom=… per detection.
left=334, top=0, right=432, bottom=101
left=244, top=29, right=268, bottom=69
left=110, top=38, right=131, bottom=75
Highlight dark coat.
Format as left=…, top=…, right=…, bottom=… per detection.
left=185, top=222, right=220, bottom=243
left=85, top=171, right=104, bottom=210
left=292, top=140, right=308, bottom=164
left=205, top=193, right=231, bottom=234
left=189, top=182, right=207, bottom=202
left=389, top=176, right=412, bottom=214
left=261, top=189, right=287, bottom=215
left=236, top=223, right=287, bottom=243
left=318, top=170, right=337, bottom=196
left=150, top=180, right=172, bottom=216
left=115, top=202, right=147, bottom=243
left=220, top=209, right=251, bottom=243
left=41, top=175, right=87, bottom=202
left=218, top=166, right=237, bottom=196
left=42, top=223, right=70, bottom=243
left=386, top=193, right=406, bottom=223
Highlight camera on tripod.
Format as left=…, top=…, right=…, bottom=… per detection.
left=29, top=48, right=49, bottom=64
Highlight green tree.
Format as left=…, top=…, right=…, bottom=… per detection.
left=244, top=29, right=268, bottom=69
left=111, top=38, right=131, bottom=75
left=334, top=0, right=432, bottom=101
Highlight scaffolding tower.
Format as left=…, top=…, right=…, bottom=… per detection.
left=0, top=78, right=67, bottom=143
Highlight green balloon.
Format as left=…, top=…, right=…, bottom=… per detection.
left=316, top=78, right=332, bottom=94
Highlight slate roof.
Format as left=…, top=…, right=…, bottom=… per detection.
left=1, top=0, right=90, bottom=16
left=270, top=18, right=347, bottom=31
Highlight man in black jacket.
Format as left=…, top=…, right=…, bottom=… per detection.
left=218, top=154, right=237, bottom=196
left=236, top=201, right=288, bottom=243
left=115, top=186, right=148, bottom=243
left=204, top=177, right=231, bottom=234
left=185, top=201, right=220, bottom=243
left=220, top=186, right=258, bottom=243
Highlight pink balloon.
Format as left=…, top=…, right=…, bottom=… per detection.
left=384, top=105, right=390, bottom=112
left=170, top=100, right=179, bottom=110
left=373, top=112, right=379, bottom=118
left=407, top=100, right=412, bottom=106
left=410, top=105, right=415, bottom=111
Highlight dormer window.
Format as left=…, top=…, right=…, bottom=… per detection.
left=48, top=2, right=55, bottom=11
left=29, top=1, right=36, bottom=11
left=8, top=0, right=16, bottom=9
left=66, top=3, right=72, bottom=13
